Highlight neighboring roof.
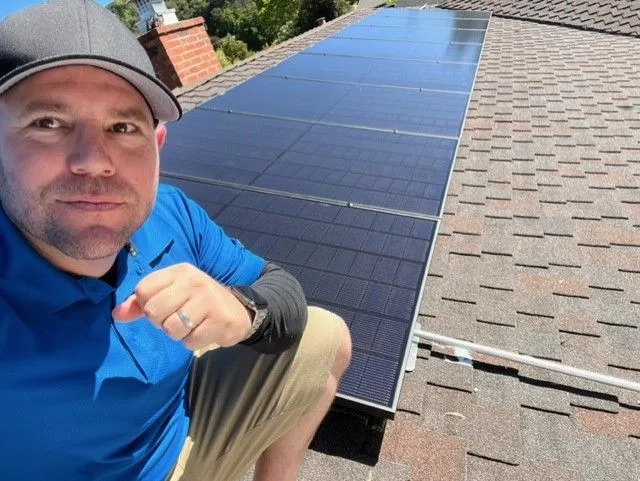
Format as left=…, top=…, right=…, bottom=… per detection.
left=174, top=6, right=640, bottom=481
left=438, top=0, right=640, bottom=37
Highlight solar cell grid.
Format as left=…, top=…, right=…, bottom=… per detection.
left=161, top=177, right=436, bottom=407
left=374, top=8, right=490, bottom=19
left=265, top=54, right=477, bottom=92
left=357, top=16, right=489, bottom=29
left=159, top=7, right=488, bottom=413
left=162, top=119, right=458, bottom=216
left=198, top=76, right=347, bottom=121
left=160, top=145, right=268, bottom=185
left=305, top=37, right=484, bottom=63
left=336, top=24, right=486, bottom=44
left=168, top=109, right=310, bottom=148
left=198, top=76, right=469, bottom=137
left=322, top=85, right=468, bottom=137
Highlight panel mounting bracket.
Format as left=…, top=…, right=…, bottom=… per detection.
left=405, top=322, right=422, bottom=372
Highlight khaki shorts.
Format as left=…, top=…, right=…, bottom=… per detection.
left=167, top=306, right=343, bottom=481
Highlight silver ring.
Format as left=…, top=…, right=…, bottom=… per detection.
left=177, top=309, right=194, bottom=329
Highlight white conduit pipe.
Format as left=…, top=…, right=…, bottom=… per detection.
left=415, top=329, right=640, bottom=393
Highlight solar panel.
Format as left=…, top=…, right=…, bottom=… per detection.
left=198, top=76, right=469, bottom=137
left=162, top=115, right=457, bottom=216
left=251, top=124, right=457, bottom=215
left=336, top=24, right=486, bottom=44
left=167, top=108, right=309, bottom=148
left=159, top=177, right=437, bottom=410
left=305, top=37, right=484, bottom=63
left=159, top=7, right=489, bottom=415
left=265, top=53, right=477, bottom=91
left=375, top=8, right=491, bottom=20
left=357, top=16, right=489, bottom=30
left=161, top=110, right=307, bottom=184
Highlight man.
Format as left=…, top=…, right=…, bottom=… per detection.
left=0, top=1, right=352, bottom=480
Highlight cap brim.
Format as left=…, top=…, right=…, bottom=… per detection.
left=0, top=56, right=182, bottom=122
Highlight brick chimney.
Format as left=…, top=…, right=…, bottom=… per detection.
left=138, top=17, right=222, bottom=90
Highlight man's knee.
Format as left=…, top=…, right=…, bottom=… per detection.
left=332, top=316, right=352, bottom=380
left=306, top=306, right=352, bottom=380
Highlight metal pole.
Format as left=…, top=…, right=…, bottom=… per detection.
left=415, top=329, right=640, bottom=393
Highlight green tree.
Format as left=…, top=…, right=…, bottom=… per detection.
left=210, top=2, right=274, bottom=51
left=215, top=35, right=252, bottom=64
left=166, top=0, right=213, bottom=22
left=296, top=0, right=354, bottom=34
left=106, top=0, right=139, bottom=34
left=254, top=0, right=300, bottom=42
left=215, top=48, right=232, bottom=68
left=153, top=0, right=355, bottom=60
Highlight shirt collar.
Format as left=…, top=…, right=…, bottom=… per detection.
left=0, top=204, right=174, bottom=318
left=0, top=206, right=89, bottom=317
left=129, top=215, right=174, bottom=269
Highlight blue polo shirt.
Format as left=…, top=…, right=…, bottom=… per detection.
left=0, top=184, right=266, bottom=480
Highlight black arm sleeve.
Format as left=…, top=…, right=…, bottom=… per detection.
left=239, top=262, right=308, bottom=354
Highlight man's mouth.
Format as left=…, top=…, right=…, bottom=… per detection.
left=64, top=201, right=123, bottom=211
left=58, top=198, right=126, bottom=211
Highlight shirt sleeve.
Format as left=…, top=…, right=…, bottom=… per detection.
left=173, top=188, right=266, bottom=286
left=165, top=186, right=307, bottom=354
left=241, top=262, right=308, bottom=354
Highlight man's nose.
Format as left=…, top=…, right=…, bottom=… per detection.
left=66, top=125, right=115, bottom=177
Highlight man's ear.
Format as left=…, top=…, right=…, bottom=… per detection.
left=155, top=123, right=167, bottom=150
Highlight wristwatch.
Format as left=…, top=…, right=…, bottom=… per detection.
left=230, top=285, right=269, bottom=339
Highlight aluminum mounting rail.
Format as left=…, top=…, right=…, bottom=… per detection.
left=415, top=329, right=640, bottom=393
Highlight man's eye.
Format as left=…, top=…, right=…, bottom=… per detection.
left=32, top=118, right=62, bottom=129
left=110, top=123, right=138, bottom=134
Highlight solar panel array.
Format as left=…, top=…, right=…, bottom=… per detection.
left=161, top=7, right=490, bottom=416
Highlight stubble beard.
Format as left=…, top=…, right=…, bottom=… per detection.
left=0, top=161, right=152, bottom=261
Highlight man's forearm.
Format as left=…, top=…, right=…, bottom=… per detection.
left=241, top=262, right=308, bottom=354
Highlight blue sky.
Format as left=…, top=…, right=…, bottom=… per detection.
left=0, top=1, right=111, bottom=21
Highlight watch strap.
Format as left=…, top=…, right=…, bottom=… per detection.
left=230, top=285, right=268, bottom=339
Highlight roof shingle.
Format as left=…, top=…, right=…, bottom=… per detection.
left=438, top=0, right=640, bottom=37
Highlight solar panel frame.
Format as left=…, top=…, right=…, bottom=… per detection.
left=356, top=16, right=489, bottom=30
left=161, top=117, right=459, bottom=217
left=251, top=124, right=458, bottom=216
left=374, top=8, right=491, bottom=20
left=304, top=37, right=484, bottom=63
left=157, top=7, right=491, bottom=415
left=265, top=53, right=478, bottom=92
left=197, top=76, right=470, bottom=138
left=336, top=24, right=486, bottom=44
left=159, top=177, right=438, bottom=413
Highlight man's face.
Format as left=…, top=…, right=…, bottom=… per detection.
left=0, top=65, right=162, bottom=261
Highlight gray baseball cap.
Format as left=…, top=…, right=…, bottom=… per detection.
left=0, top=0, right=182, bottom=122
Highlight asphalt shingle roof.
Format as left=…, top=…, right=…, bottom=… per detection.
left=403, top=14, right=640, bottom=480
left=174, top=5, right=640, bottom=480
left=437, top=0, right=640, bottom=37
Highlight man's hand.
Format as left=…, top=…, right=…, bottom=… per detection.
left=112, top=263, right=253, bottom=351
